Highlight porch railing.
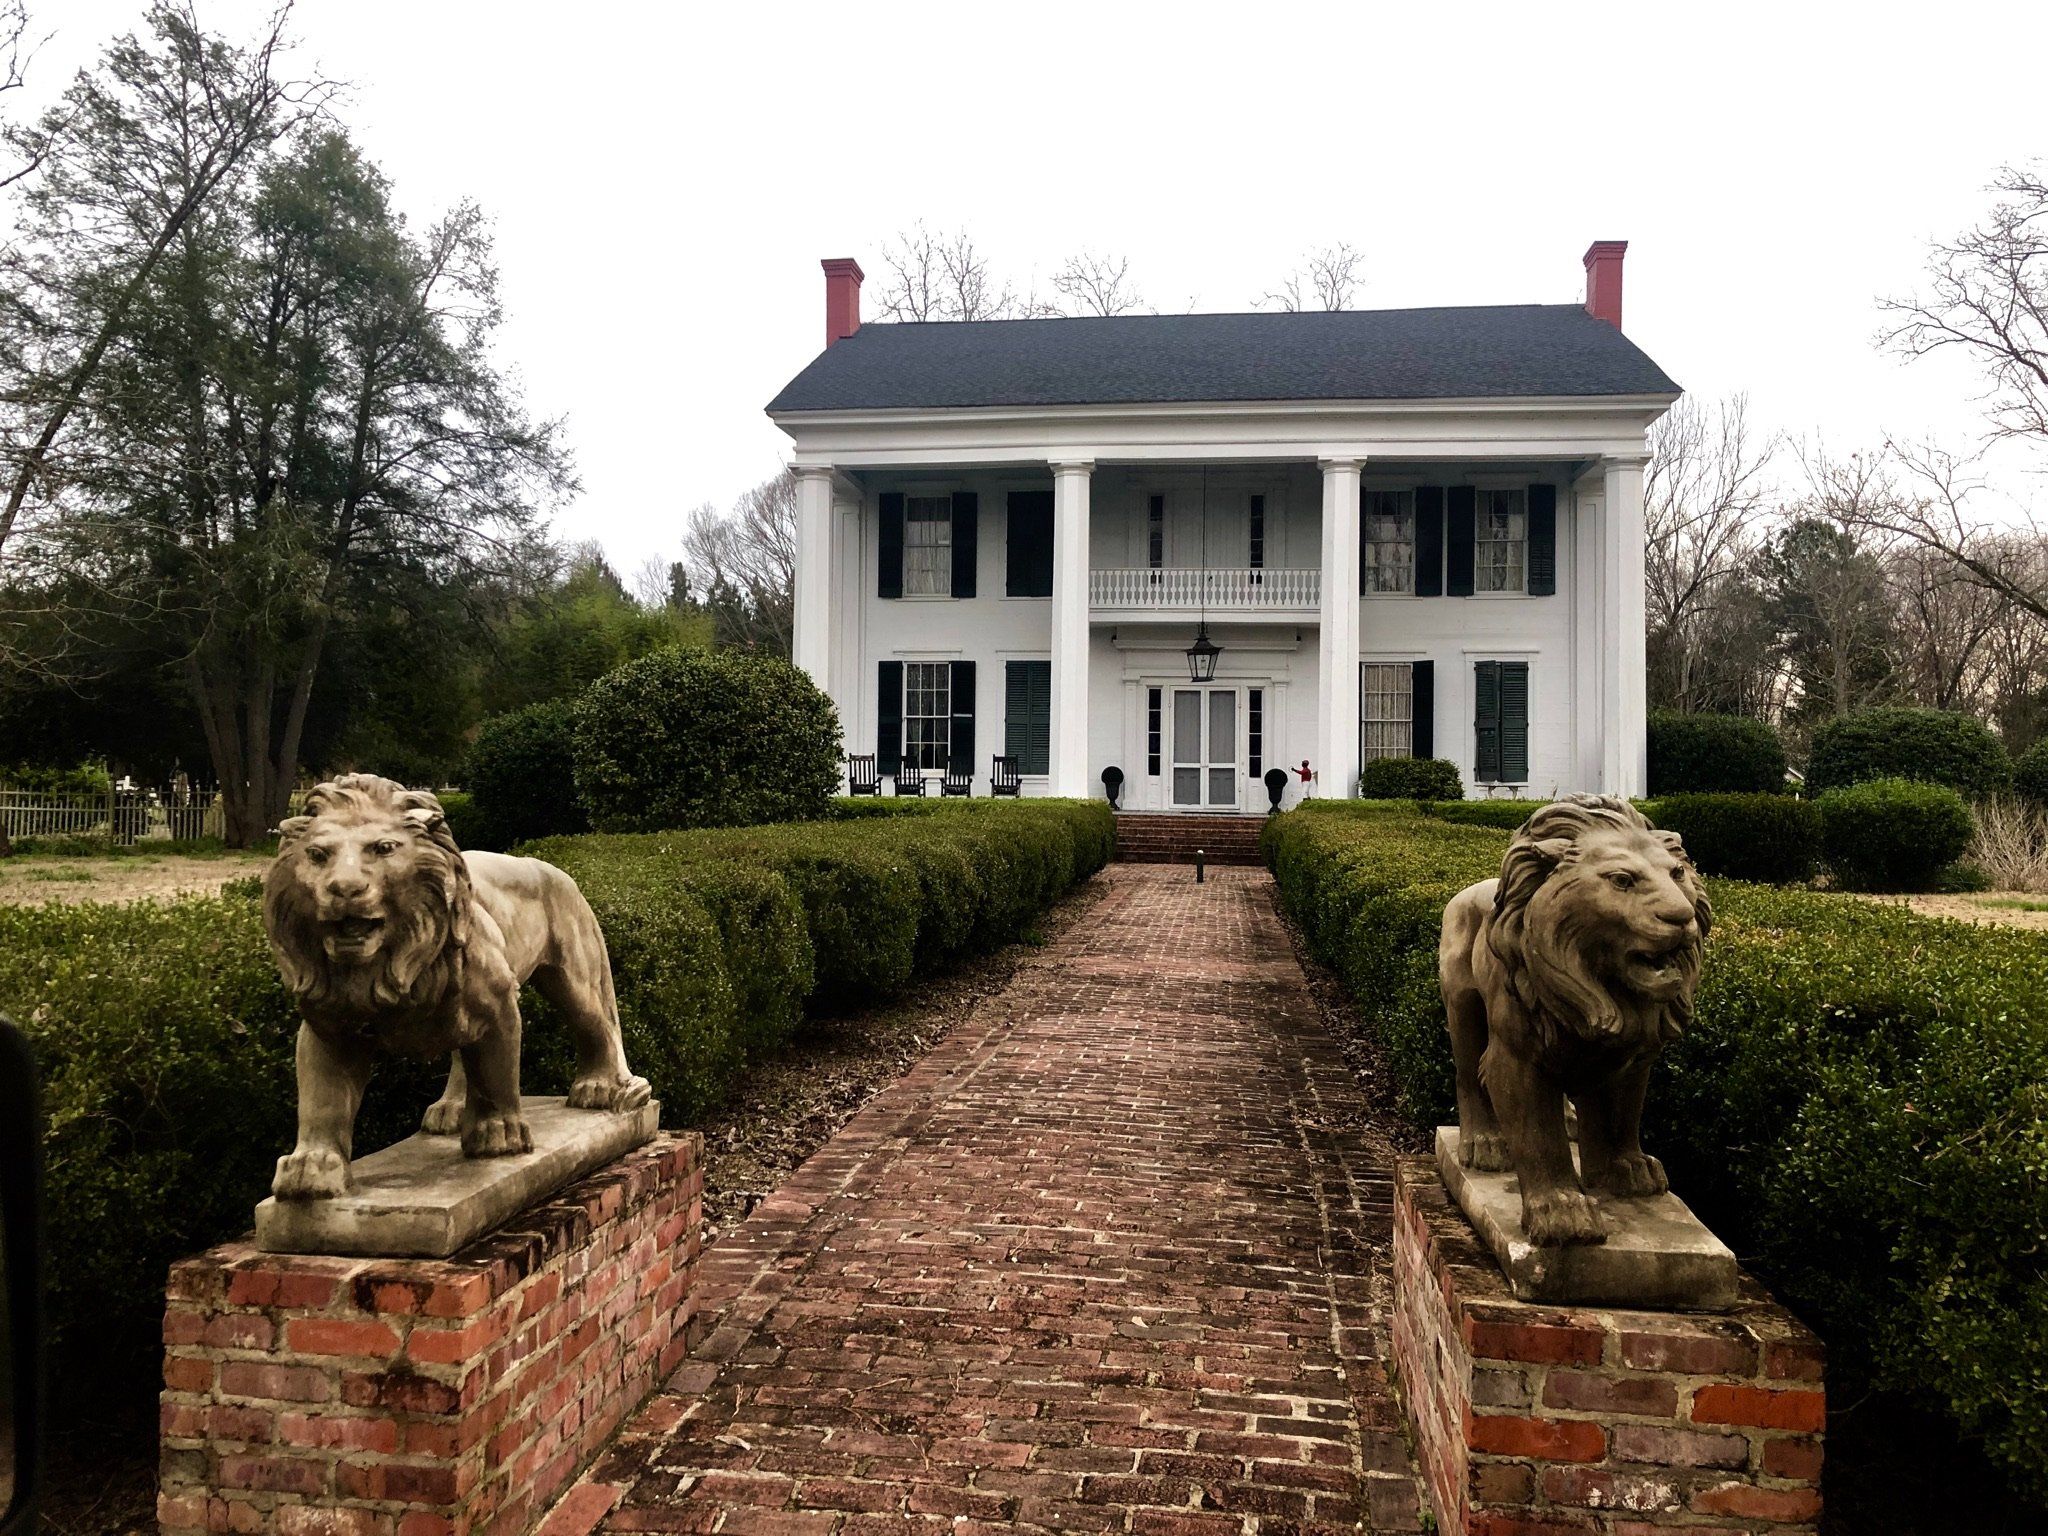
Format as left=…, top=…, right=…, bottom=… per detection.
left=1089, top=567, right=1320, bottom=610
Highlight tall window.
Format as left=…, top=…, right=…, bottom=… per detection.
left=1003, top=661, right=1051, bottom=776
left=1361, top=662, right=1414, bottom=761
left=1248, top=688, right=1265, bottom=778
left=1248, top=495, right=1266, bottom=572
left=1475, top=488, right=1527, bottom=593
left=1474, top=660, right=1530, bottom=783
left=1146, top=687, right=1163, bottom=775
left=903, top=662, right=951, bottom=770
left=1147, top=495, right=1165, bottom=571
left=1362, top=490, right=1416, bottom=594
left=904, top=495, right=953, bottom=596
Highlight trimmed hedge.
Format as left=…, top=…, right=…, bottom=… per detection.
left=1421, top=799, right=1543, bottom=830
left=1647, top=709, right=1787, bottom=794
left=0, top=798, right=1109, bottom=1404
left=1806, top=707, right=2011, bottom=798
left=1355, top=756, right=1464, bottom=801
left=1816, top=777, right=1974, bottom=892
left=1651, top=792, right=1821, bottom=884
left=465, top=699, right=587, bottom=850
left=1264, top=802, right=2048, bottom=1504
left=2014, top=739, right=2048, bottom=809
left=572, top=648, right=841, bottom=832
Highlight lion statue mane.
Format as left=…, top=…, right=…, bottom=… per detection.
left=264, top=773, right=650, bottom=1200
left=1438, top=794, right=1710, bottom=1245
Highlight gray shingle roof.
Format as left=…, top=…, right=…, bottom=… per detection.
left=766, top=304, right=1679, bottom=414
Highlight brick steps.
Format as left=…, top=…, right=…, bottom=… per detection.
left=1113, top=812, right=1267, bottom=865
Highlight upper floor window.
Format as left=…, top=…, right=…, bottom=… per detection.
left=1362, top=490, right=1416, bottom=594
left=904, top=495, right=953, bottom=596
left=1248, top=495, right=1266, bottom=571
left=1475, top=488, right=1527, bottom=594
left=1147, top=495, right=1165, bottom=570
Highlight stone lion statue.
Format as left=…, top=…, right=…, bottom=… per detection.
left=1439, top=795, right=1710, bottom=1246
left=263, top=774, right=651, bottom=1199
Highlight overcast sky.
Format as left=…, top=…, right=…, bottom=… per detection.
left=22, top=1, right=2048, bottom=579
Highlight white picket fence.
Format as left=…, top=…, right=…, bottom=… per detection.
left=0, top=786, right=224, bottom=844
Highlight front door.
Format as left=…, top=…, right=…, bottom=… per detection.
left=1170, top=687, right=1240, bottom=810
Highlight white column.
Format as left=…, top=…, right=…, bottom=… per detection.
left=790, top=466, right=835, bottom=694
left=1050, top=459, right=1094, bottom=798
left=1600, top=455, right=1649, bottom=796
left=1317, top=456, right=1364, bottom=798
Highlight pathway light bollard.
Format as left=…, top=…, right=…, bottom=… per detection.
left=1195, top=849, right=1205, bottom=884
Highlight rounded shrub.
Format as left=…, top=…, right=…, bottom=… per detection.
left=1816, top=777, right=1974, bottom=892
left=465, top=699, right=587, bottom=850
left=1651, top=792, right=1821, bottom=884
left=1356, top=756, right=1464, bottom=801
left=573, top=648, right=842, bottom=832
left=1806, top=707, right=2010, bottom=799
left=1647, top=710, right=1787, bottom=794
left=2012, top=739, right=2048, bottom=809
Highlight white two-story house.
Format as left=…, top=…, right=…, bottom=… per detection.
left=769, top=243, right=1677, bottom=811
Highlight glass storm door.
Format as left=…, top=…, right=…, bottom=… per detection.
left=1171, top=688, right=1240, bottom=809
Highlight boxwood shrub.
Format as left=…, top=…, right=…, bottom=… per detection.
left=1263, top=801, right=2048, bottom=1503
left=2013, top=739, right=2048, bottom=808
left=465, top=699, right=588, bottom=850
left=572, top=648, right=842, bottom=832
left=1816, top=777, right=1974, bottom=892
left=1420, top=799, right=1543, bottom=831
left=1806, top=707, right=2011, bottom=798
left=0, top=798, right=1110, bottom=1413
left=1647, top=709, right=1787, bottom=794
left=1650, top=791, right=1821, bottom=884
left=1355, top=756, right=1464, bottom=801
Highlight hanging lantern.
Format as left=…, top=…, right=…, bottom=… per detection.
left=1185, top=623, right=1221, bottom=682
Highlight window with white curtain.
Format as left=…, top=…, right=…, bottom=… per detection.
left=1475, top=488, right=1527, bottom=593
left=1360, top=662, right=1414, bottom=760
left=903, top=662, right=951, bottom=770
left=1362, top=490, right=1416, bottom=594
left=903, top=496, right=952, bottom=596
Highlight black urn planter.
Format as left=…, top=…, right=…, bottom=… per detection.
left=1263, top=767, right=1289, bottom=813
left=1101, top=765, right=1125, bottom=810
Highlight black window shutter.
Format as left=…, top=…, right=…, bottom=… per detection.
left=1412, top=660, right=1435, bottom=760
left=1473, top=660, right=1500, bottom=782
left=949, top=660, right=975, bottom=771
left=1415, top=487, right=1445, bottom=597
left=1500, top=661, right=1530, bottom=782
left=877, top=661, right=903, bottom=774
left=1006, top=660, right=1051, bottom=776
left=1447, top=487, right=1476, bottom=597
left=951, top=491, right=978, bottom=599
left=878, top=494, right=904, bottom=599
left=1007, top=491, right=1054, bottom=597
left=1527, top=485, right=1557, bottom=597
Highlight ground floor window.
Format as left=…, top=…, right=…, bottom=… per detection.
left=1361, top=662, right=1414, bottom=761
left=904, top=662, right=951, bottom=771
left=1248, top=688, right=1264, bottom=778
left=1004, top=660, right=1051, bottom=776
left=1146, top=687, right=1162, bottom=775
left=1473, top=659, right=1530, bottom=783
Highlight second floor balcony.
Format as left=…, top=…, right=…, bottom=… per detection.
left=1089, top=567, right=1320, bottom=616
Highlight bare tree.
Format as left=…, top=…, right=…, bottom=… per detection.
left=1259, top=242, right=1364, bottom=312
left=873, top=222, right=1014, bottom=322
left=1643, top=394, right=1777, bottom=710
left=1048, top=250, right=1146, bottom=316
left=0, top=2, right=335, bottom=566
left=683, top=468, right=796, bottom=654
left=1882, top=162, right=2048, bottom=449
left=1885, top=539, right=2006, bottom=712
left=0, top=0, right=62, bottom=191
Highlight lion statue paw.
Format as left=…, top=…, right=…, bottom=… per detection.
left=1459, top=1130, right=1511, bottom=1172
left=462, top=1111, right=534, bottom=1158
left=419, top=1098, right=463, bottom=1135
left=1523, top=1188, right=1607, bottom=1246
left=567, top=1072, right=654, bottom=1112
left=1597, top=1151, right=1669, bottom=1198
left=273, top=1146, right=351, bottom=1200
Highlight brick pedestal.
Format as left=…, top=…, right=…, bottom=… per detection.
left=159, top=1134, right=702, bottom=1536
left=1392, top=1156, right=1824, bottom=1536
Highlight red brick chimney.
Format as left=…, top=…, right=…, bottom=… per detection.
left=1583, top=241, right=1626, bottom=329
left=822, top=258, right=864, bottom=348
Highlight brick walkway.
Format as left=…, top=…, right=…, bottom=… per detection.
left=573, top=866, right=1424, bottom=1535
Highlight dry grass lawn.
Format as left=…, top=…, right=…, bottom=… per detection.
left=0, top=851, right=269, bottom=906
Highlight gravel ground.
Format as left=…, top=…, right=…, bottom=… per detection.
left=1869, top=890, right=2048, bottom=931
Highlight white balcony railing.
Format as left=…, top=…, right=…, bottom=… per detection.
left=1089, top=567, right=1320, bottom=610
